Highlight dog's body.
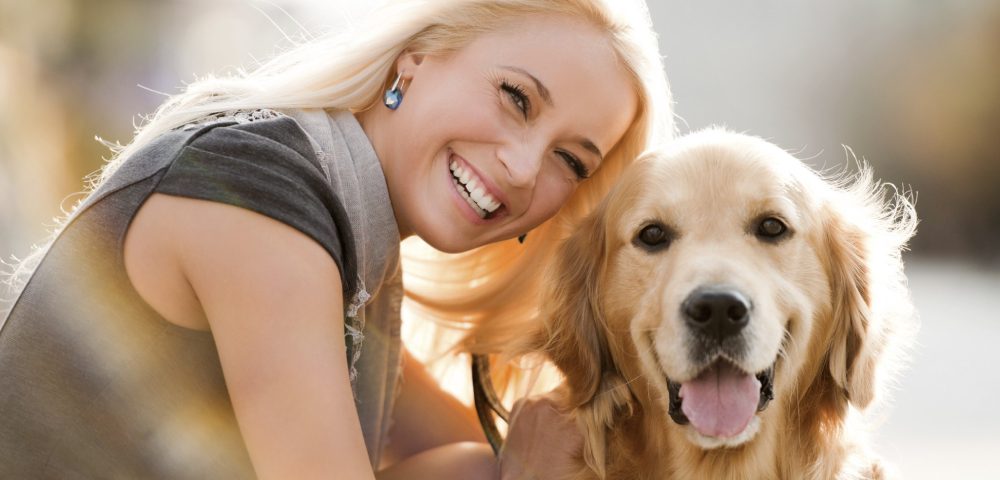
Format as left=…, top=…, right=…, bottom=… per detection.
left=534, top=130, right=916, bottom=479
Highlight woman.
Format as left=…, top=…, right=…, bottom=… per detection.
left=0, top=0, right=673, bottom=478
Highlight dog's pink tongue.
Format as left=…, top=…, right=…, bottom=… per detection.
left=679, top=362, right=761, bottom=438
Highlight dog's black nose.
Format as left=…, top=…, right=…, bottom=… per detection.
left=682, top=287, right=751, bottom=339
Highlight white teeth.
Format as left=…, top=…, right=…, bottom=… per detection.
left=465, top=177, right=480, bottom=193
left=470, top=186, right=486, bottom=204
left=452, top=175, right=487, bottom=218
left=448, top=157, right=502, bottom=214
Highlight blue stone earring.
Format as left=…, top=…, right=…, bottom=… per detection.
left=383, top=74, right=404, bottom=110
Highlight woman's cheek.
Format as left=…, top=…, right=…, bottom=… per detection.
left=536, top=176, right=576, bottom=221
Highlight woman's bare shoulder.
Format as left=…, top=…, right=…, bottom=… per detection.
left=126, top=191, right=378, bottom=478
left=124, top=191, right=346, bottom=330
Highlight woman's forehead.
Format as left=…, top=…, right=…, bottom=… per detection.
left=461, top=19, right=636, bottom=151
left=464, top=15, right=613, bottom=63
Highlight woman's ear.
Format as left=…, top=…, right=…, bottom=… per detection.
left=395, top=50, right=425, bottom=78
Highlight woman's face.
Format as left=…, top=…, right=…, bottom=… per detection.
left=364, top=15, right=638, bottom=253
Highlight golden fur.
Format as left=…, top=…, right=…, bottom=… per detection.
left=531, top=129, right=917, bottom=480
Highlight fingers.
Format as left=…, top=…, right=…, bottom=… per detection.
left=499, top=395, right=582, bottom=480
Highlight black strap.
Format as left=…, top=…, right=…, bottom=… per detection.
left=471, top=354, right=510, bottom=456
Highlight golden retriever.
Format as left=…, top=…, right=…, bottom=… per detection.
left=532, top=129, right=917, bottom=479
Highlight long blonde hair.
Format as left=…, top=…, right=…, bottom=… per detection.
left=3, top=0, right=674, bottom=371
left=393, top=1, right=674, bottom=359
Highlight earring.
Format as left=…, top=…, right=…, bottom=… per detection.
left=383, top=74, right=404, bottom=110
left=517, top=233, right=527, bottom=244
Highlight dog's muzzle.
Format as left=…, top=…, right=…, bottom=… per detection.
left=662, top=286, right=775, bottom=438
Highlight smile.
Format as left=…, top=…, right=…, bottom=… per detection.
left=450, top=158, right=503, bottom=219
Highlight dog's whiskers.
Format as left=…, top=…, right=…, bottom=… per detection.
left=594, top=371, right=647, bottom=402
left=778, top=326, right=808, bottom=424
left=777, top=328, right=793, bottom=362
left=621, top=372, right=647, bottom=388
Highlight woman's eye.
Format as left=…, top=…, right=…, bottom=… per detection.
left=557, top=150, right=589, bottom=180
left=500, top=81, right=530, bottom=119
left=756, top=217, right=789, bottom=240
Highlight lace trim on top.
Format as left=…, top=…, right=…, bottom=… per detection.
left=178, top=109, right=285, bottom=130
left=176, top=107, right=369, bottom=382
left=345, top=287, right=370, bottom=383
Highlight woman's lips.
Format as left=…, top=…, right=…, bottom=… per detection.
left=446, top=151, right=509, bottom=223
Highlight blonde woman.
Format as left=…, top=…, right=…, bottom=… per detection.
left=0, top=0, right=673, bottom=478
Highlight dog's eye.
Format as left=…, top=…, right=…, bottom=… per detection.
left=757, top=217, right=788, bottom=239
left=636, top=224, right=671, bottom=250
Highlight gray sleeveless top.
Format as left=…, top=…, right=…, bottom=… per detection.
left=0, top=108, right=403, bottom=478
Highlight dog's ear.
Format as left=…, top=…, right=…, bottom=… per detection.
left=823, top=204, right=879, bottom=408
left=540, top=208, right=615, bottom=407
left=539, top=205, right=634, bottom=479
left=576, top=372, right=633, bottom=479
left=822, top=175, right=917, bottom=410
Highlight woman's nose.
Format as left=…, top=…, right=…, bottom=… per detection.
left=498, top=141, right=545, bottom=189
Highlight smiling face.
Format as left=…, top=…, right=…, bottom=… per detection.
left=605, top=134, right=829, bottom=449
left=358, top=15, right=638, bottom=253
left=538, top=129, right=916, bottom=477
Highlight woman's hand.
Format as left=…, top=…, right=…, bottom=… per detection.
left=499, top=394, right=583, bottom=480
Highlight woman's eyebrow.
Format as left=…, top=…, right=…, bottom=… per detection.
left=576, top=137, right=604, bottom=161
left=499, top=65, right=603, bottom=161
left=499, top=65, right=553, bottom=107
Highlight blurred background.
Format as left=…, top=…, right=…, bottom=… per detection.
left=1, top=0, right=997, bottom=477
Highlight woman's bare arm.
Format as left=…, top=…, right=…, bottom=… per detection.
left=381, top=349, right=488, bottom=466
left=162, top=194, right=375, bottom=480
left=146, top=193, right=497, bottom=479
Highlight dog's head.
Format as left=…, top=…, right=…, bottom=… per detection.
left=537, top=129, right=916, bottom=476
